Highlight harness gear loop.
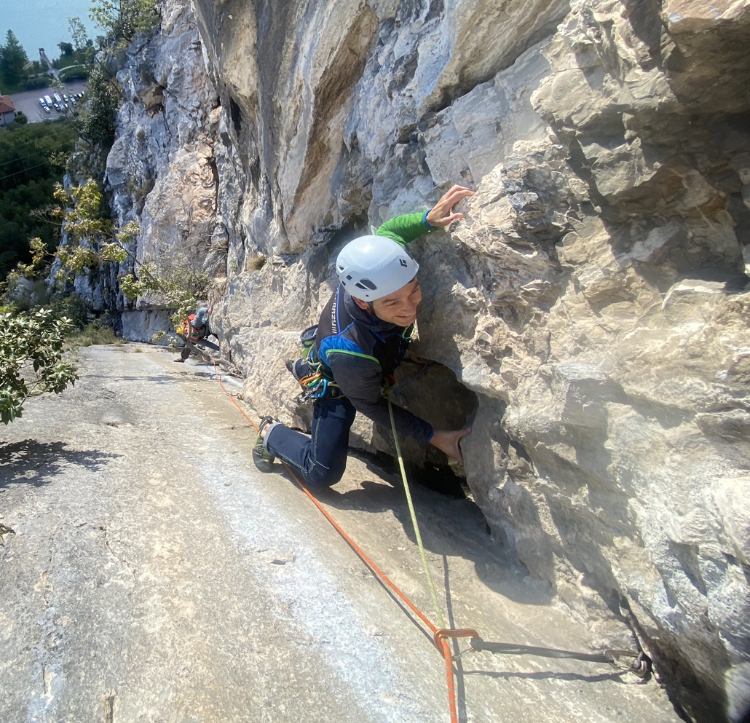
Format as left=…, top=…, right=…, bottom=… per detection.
left=291, top=325, right=343, bottom=402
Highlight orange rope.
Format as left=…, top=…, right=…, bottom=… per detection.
left=211, top=362, right=460, bottom=723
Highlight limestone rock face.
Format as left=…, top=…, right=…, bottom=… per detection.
left=100, top=0, right=221, bottom=316
left=100, top=1, right=750, bottom=719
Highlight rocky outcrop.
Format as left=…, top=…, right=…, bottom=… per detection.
left=93, top=1, right=750, bottom=720
left=101, top=0, right=222, bottom=308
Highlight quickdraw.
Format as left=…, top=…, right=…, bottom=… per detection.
left=293, top=325, right=342, bottom=403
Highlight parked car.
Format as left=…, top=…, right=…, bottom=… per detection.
left=53, top=93, right=62, bottom=103
left=43, top=106, right=51, bottom=114
left=62, top=94, right=68, bottom=101
left=53, top=103, right=60, bottom=111
left=39, top=98, right=46, bottom=107
left=44, top=95, right=53, bottom=105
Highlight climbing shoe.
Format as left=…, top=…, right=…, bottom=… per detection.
left=253, top=416, right=277, bottom=473
left=286, top=358, right=314, bottom=382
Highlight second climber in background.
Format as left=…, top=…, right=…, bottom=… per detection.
left=175, top=306, right=220, bottom=362
left=253, top=185, right=475, bottom=483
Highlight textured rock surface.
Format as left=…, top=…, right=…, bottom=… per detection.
left=78, top=0, right=750, bottom=719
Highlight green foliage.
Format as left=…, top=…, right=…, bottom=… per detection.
left=90, top=0, right=160, bottom=46
left=0, top=308, right=78, bottom=424
left=58, top=42, right=74, bottom=57
left=52, top=48, right=93, bottom=71
left=58, top=66, right=89, bottom=82
left=56, top=181, right=211, bottom=328
left=0, top=120, right=78, bottom=281
left=21, top=76, right=50, bottom=91
left=66, top=320, right=120, bottom=347
left=68, top=18, right=91, bottom=52
left=0, top=30, right=29, bottom=86
left=48, top=293, right=89, bottom=329
left=52, top=180, right=116, bottom=286
left=79, top=62, right=120, bottom=150
left=14, top=112, right=27, bottom=125
left=13, top=237, right=51, bottom=280
left=55, top=180, right=114, bottom=244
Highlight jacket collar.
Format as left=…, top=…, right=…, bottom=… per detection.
left=341, top=285, right=401, bottom=334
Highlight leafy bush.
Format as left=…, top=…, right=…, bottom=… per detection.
left=91, top=0, right=160, bottom=47
left=59, top=66, right=89, bottom=82
left=14, top=112, right=27, bottom=125
left=22, top=76, right=49, bottom=90
left=66, top=321, right=120, bottom=347
left=48, top=293, right=89, bottom=329
left=53, top=181, right=211, bottom=329
left=0, top=308, right=77, bottom=424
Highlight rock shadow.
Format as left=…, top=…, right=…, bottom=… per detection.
left=84, top=374, right=180, bottom=385
left=0, top=439, right=120, bottom=490
left=298, top=469, right=552, bottom=608
left=462, top=668, right=635, bottom=684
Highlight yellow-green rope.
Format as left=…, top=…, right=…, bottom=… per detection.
left=388, top=397, right=446, bottom=630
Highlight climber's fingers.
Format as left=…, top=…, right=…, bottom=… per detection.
left=426, top=185, right=475, bottom=227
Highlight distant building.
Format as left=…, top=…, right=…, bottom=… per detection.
left=0, top=96, right=16, bottom=127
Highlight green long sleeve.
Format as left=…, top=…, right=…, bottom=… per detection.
left=375, top=212, right=434, bottom=248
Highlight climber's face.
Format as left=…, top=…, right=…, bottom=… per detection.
left=370, top=277, right=422, bottom=326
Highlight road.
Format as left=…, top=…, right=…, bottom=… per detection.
left=0, top=344, right=680, bottom=722
left=8, top=82, right=88, bottom=123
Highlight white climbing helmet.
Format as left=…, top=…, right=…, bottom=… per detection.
left=336, top=235, right=420, bottom=301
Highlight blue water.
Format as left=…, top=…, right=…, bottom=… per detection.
left=1, top=0, right=99, bottom=62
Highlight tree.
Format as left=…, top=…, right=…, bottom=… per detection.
left=54, top=180, right=209, bottom=329
left=79, top=62, right=120, bottom=150
left=68, top=17, right=89, bottom=51
left=0, top=30, right=29, bottom=86
left=0, top=308, right=77, bottom=424
left=0, top=120, right=78, bottom=280
left=90, top=0, right=159, bottom=46
left=58, top=42, right=74, bottom=57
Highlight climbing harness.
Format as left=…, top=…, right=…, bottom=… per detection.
left=290, top=325, right=342, bottom=403
left=177, top=313, right=209, bottom=345
left=210, top=360, right=652, bottom=723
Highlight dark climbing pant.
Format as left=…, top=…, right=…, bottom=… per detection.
left=181, top=337, right=220, bottom=360
left=264, top=396, right=356, bottom=487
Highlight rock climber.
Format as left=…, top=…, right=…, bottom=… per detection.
left=174, top=306, right=220, bottom=362
left=253, top=185, right=475, bottom=484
